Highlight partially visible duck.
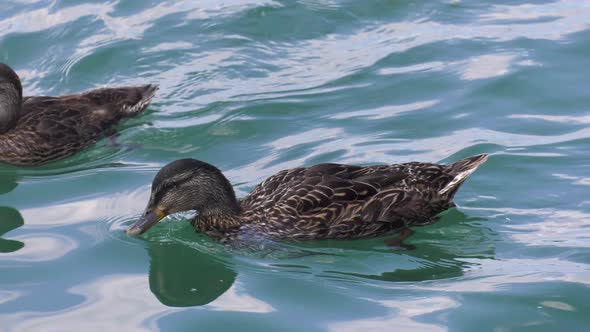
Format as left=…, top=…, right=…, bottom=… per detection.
left=0, top=63, right=157, bottom=166
left=127, top=154, right=489, bottom=248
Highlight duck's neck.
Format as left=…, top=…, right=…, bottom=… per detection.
left=0, top=65, right=23, bottom=134
left=195, top=205, right=243, bottom=237
left=0, top=96, right=20, bottom=134
left=194, top=173, right=243, bottom=233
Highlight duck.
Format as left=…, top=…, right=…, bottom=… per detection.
left=0, top=63, right=157, bottom=166
left=127, top=154, right=488, bottom=248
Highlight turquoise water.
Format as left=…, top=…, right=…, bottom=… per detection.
left=1, top=0, right=590, bottom=330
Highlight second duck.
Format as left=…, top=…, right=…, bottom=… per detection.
left=0, top=63, right=157, bottom=166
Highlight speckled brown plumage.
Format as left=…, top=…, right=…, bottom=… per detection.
left=0, top=63, right=157, bottom=166
left=128, top=154, right=489, bottom=245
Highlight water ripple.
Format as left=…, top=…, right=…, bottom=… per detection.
left=0, top=233, right=77, bottom=262
left=1, top=0, right=590, bottom=330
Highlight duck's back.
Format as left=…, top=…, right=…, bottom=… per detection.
left=0, top=85, right=157, bottom=166
left=240, top=155, right=488, bottom=240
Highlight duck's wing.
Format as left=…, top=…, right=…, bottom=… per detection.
left=241, top=162, right=442, bottom=214
left=240, top=163, right=409, bottom=230
left=241, top=163, right=374, bottom=211
left=239, top=163, right=396, bottom=239
left=1, top=85, right=157, bottom=165
left=359, top=154, right=489, bottom=226
left=241, top=156, right=488, bottom=239
left=21, top=85, right=157, bottom=120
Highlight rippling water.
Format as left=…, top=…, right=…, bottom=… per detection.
left=1, top=1, right=590, bottom=331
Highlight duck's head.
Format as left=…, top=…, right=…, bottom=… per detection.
left=0, top=63, right=22, bottom=134
left=127, top=159, right=240, bottom=236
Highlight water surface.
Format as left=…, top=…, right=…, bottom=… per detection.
left=1, top=1, right=590, bottom=331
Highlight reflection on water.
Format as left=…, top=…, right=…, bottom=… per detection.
left=269, top=208, right=497, bottom=283
left=147, top=241, right=236, bottom=307
left=1, top=0, right=590, bottom=330
left=0, top=169, right=18, bottom=195
left=1, top=274, right=180, bottom=332
left=138, top=207, right=495, bottom=307
left=0, top=207, right=24, bottom=253
left=328, top=296, right=459, bottom=332
left=0, top=233, right=77, bottom=262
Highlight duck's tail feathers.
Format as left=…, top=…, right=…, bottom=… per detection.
left=121, top=84, right=158, bottom=115
left=439, top=154, right=488, bottom=196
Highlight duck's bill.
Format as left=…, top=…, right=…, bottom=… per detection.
left=127, top=208, right=167, bottom=236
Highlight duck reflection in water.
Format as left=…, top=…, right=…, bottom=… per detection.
left=0, top=167, right=18, bottom=195
left=319, top=209, right=497, bottom=283
left=146, top=240, right=236, bottom=307
left=143, top=208, right=496, bottom=309
left=0, top=169, right=23, bottom=253
left=0, top=206, right=24, bottom=253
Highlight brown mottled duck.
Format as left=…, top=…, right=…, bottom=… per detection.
left=127, top=154, right=488, bottom=248
left=0, top=63, right=157, bottom=166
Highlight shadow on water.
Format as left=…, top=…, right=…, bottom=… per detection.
left=146, top=240, right=237, bottom=307
left=0, top=206, right=24, bottom=253
left=0, top=167, right=18, bottom=195
left=138, top=208, right=495, bottom=307
left=289, top=209, right=498, bottom=283
left=0, top=169, right=24, bottom=253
